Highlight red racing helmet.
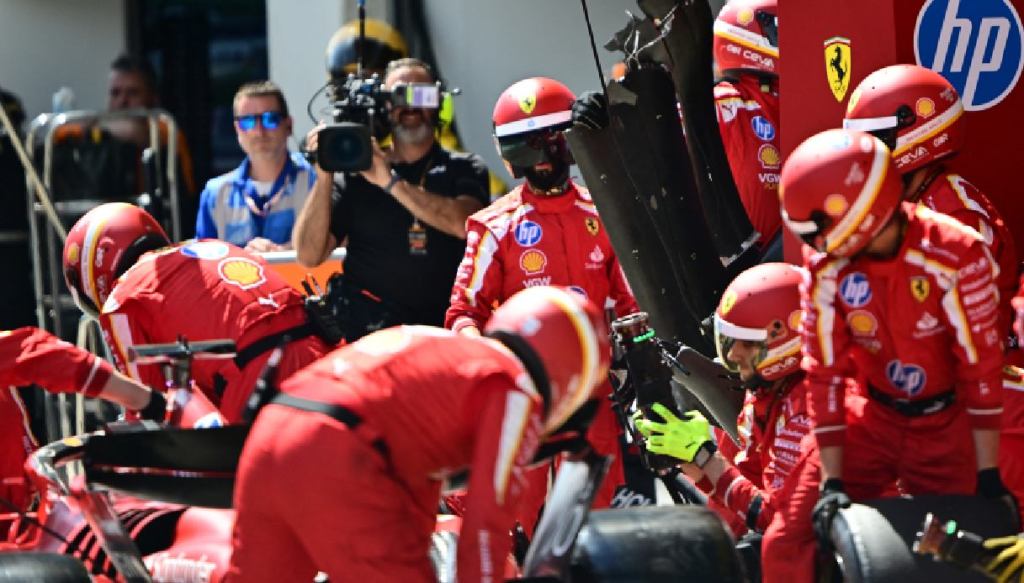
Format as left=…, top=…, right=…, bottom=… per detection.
left=714, top=262, right=805, bottom=383
left=713, top=0, right=779, bottom=76
left=492, top=77, right=576, bottom=181
left=843, top=64, right=965, bottom=174
left=780, top=128, right=903, bottom=258
left=484, top=286, right=611, bottom=434
left=63, top=202, right=170, bottom=318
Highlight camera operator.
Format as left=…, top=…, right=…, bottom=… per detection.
left=293, top=58, right=489, bottom=342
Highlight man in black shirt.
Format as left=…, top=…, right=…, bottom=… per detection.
left=294, top=58, right=489, bottom=340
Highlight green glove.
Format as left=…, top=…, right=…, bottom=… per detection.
left=633, top=403, right=713, bottom=463
left=984, top=535, right=1024, bottom=583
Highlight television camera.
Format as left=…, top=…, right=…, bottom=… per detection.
left=314, top=74, right=442, bottom=173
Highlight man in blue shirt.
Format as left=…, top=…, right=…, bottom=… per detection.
left=196, top=81, right=315, bottom=251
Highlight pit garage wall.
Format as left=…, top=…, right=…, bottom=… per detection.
left=781, top=0, right=1024, bottom=258
left=0, top=0, right=125, bottom=121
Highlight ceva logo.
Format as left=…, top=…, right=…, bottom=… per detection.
left=915, top=0, right=1024, bottom=111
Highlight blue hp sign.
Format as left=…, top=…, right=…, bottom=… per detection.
left=915, top=0, right=1024, bottom=111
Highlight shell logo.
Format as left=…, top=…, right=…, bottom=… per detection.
left=787, top=309, right=803, bottom=333
left=720, top=289, right=738, bottom=315
left=758, top=143, right=780, bottom=169
left=847, top=310, right=877, bottom=336
left=519, top=249, right=547, bottom=275
left=217, top=257, right=266, bottom=290
left=736, top=7, right=755, bottom=25
left=915, top=97, right=936, bottom=118
left=66, top=242, right=80, bottom=265
left=824, top=193, right=849, bottom=217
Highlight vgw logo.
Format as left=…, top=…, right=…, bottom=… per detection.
left=915, top=0, right=1024, bottom=111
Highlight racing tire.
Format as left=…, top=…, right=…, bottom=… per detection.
left=829, top=495, right=1018, bottom=583
left=570, top=505, right=745, bottom=583
left=0, top=552, right=91, bottom=582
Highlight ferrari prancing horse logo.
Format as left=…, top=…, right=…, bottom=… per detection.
left=824, top=36, right=852, bottom=102
left=584, top=217, right=600, bottom=236
left=910, top=276, right=930, bottom=302
left=518, top=94, right=536, bottom=115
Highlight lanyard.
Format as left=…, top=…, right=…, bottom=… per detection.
left=237, top=157, right=297, bottom=219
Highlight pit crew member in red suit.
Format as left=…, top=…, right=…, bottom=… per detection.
left=780, top=128, right=1010, bottom=544
left=712, top=0, right=782, bottom=250
left=633, top=262, right=834, bottom=583
left=0, top=326, right=159, bottom=515
left=845, top=65, right=1024, bottom=521
left=227, top=286, right=610, bottom=583
left=445, top=77, right=638, bottom=525
left=843, top=64, right=1017, bottom=328
left=61, top=203, right=330, bottom=423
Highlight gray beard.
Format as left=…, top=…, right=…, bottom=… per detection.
left=393, top=122, right=433, bottom=145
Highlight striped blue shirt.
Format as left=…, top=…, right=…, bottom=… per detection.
left=195, top=152, right=316, bottom=246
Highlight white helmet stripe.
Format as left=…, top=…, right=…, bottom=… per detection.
left=81, top=214, right=107, bottom=308
left=495, top=110, right=572, bottom=138
left=781, top=211, right=819, bottom=235
left=714, top=314, right=767, bottom=342
left=843, top=115, right=899, bottom=132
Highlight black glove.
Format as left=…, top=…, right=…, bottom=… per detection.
left=571, top=91, right=609, bottom=131
left=812, top=478, right=851, bottom=549
left=978, top=468, right=1020, bottom=521
left=136, top=390, right=167, bottom=422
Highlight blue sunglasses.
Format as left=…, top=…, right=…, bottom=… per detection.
left=235, top=111, right=283, bottom=132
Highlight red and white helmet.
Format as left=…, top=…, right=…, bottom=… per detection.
left=492, top=78, right=576, bottom=180
left=843, top=64, right=965, bottom=174
left=484, top=286, right=611, bottom=433
left=63, top=202, right=170, bottom=317
left=493, top=77, right=575, bottom=140
left=713, top=0, right=779, bottom=76
left=714, top=262, right=805, bottom=383
left=780, top=128, right=903, bottom=258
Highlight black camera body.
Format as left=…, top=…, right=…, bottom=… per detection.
left=316, top=74, right=441, bottom=173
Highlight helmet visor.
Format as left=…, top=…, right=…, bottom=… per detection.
left=714, top=314, right=768, bottom=374
left=756, top=11, right=779, bottom=48
left=498, top=130, right=560, bottom=168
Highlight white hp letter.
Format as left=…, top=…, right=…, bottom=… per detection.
left=932, top=0, right=972, bottom=73
left=964, top=17, right=1010, bottom=106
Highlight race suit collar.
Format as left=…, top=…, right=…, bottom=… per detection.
left=520, top=179, right=579, bottom=214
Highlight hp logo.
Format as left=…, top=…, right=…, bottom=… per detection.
left=839, top=272, right=872, bottom=308
left=915, top=0, right=1024, bottom=111
left=514, top=220, right=543, bottom=247
left=751, top=116, right=776, bottom=141
left=886, top=360, right=927, bottom=397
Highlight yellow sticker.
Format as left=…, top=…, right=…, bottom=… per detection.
left=824, top=193, right=849, bottom=217
left=910, top=276, right=930, bottom=302
left=217, top=257, right=266, bottom=290
left=518, top=94, right=536, bottom=115
left=787, top=309, right=803, bottom=333
left=720, top=290, right=738, bottom=315
left=847, top=310, right=877, bottom=336
left=67, top=242, right=80, bottom=265
left=519, top=249, right=547, bottom=275
left=824, top=36, right=852, bottom=102
left=916, top=97, right=936, bottom=118
left=736, top=7, right=755, bottom=25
